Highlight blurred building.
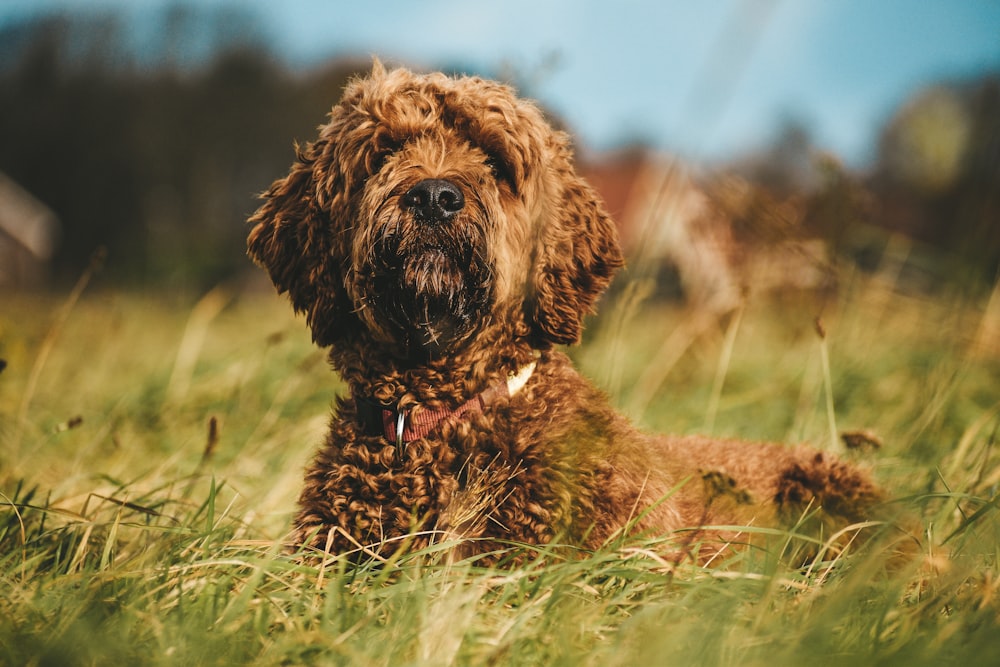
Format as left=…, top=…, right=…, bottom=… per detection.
left=583, top=150, right=834, bottom=314
left=0, top=172, right=59, bottom=287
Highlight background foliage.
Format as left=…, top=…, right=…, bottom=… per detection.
left=0, top=9, right=998, bottom=290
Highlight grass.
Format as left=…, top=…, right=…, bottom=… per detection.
left=1, top=263, right=999, bottom=666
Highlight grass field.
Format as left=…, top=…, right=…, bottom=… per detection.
left=2, top=263, right=999, bottom=666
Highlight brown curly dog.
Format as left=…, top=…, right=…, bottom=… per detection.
left=248, top=63, right=882, bottom=563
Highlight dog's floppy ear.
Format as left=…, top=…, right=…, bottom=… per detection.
left=529, top=137, right=624, bottom=346
left=247, top=140, right=351, bottom=347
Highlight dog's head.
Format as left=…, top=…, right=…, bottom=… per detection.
left=248, top=64, right=622, bottom=358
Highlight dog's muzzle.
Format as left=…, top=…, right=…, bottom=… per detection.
left=360, top=177, right=492, bottom=355
left=401, top=178, right=465, bottom=224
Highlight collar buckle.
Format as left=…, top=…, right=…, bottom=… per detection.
left=395, top=406, right=409, bottom=457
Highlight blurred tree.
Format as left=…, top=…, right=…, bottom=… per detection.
left=739, top=117, right=820, bottom=195
left=873, top=76, right=1000, bottom=283
left=879, top=87, right=970, bottom=193
left=725, top=117, right=876, bottom=269
left=729, top=77, right=999, bottom=289
left=0, top=9, right=363, bottom=290
left=0, top=15, right=144, bottom=278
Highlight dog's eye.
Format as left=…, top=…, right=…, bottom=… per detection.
left=485, top=154, right=516, bottom=191
left=367, top=134, right=403, bottom=176
left=367, top=149, right=393, bottom=175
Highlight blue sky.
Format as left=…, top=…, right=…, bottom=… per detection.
left=4, top=0, right=999, bottom=167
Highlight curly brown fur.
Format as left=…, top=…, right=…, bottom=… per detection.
left=248, top=63, right=883, bottom=563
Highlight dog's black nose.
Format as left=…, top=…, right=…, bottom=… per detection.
left=402, top=179, right=465, bottom=222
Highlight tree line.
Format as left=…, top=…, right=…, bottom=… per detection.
left=0, top=10, right=366, bottom=288
left=1, top=9, right=997, bottom=291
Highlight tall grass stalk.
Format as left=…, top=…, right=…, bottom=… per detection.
left=814, top=316, right=842, bottom=454
left=14, top=249, right=104, bottom=452
left=703, top=302, right=744, bottom=434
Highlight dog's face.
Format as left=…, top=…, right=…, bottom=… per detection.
left=248, top=64, right=622, bottom=359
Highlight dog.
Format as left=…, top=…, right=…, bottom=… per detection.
left=248, top=63, right=882, bottom=563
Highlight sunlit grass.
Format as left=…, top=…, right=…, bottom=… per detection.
left=1, top=267, right=998, bottom=665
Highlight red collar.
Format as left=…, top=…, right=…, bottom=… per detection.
left=356, top=360, right=536, bottom=454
